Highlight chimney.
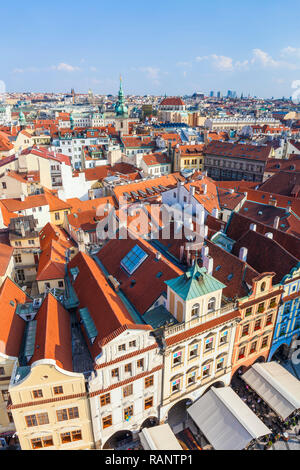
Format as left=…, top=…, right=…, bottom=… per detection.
left=20, top=221, right=26, bottom=238
left=203, top=255, right=213, bottom=275
left=156, top=252, right=161, bottom=261
left=239, top=247, right=248, bottom=262
left=202, top=184, right=207, bottom=195
left=201, top=245, right=209, bottom=258
left=212, top=208, right=219, bottom=219
left=265, top=232, right=274, bottom=239
left=273, top=216, right=280, bottom=229
left=20, top=194, right=25, bottom=201
left=250, top=223, right=257, bottom=231
left=269, top=198, right=277, bottom=207
left=180, top=245, right=185, bottom=261
left=190, top=185, right=195, bottom=196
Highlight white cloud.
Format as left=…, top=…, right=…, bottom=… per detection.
left=251, top=49, right=280, bottom=67
left=138, top=66, right=161, bottom=85
left=281, top=46, right=300, bottom=58
left=211, top=54, right=234, bottom=71
left=53, top=63, right=80, bottom=72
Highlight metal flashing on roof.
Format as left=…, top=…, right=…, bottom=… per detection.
left=23, top=320, right=37, bottom=360
left=79, top=307, right=98, bottom=343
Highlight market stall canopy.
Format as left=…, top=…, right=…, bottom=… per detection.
left=187, top=386, right=271, bottom=450
left=242, top=361, right=300, bottom=420
left=139, top=424, right=183, bottom=450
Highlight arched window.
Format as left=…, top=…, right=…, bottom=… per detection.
left=191, top=303, right=200, bottom=318
left=208, top=297, right=216, bottom=312
left=261, top=282, right=266, bottom=292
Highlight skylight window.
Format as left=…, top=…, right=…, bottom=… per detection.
left=227, top=274, right=234, bottom=281
left=121, top=244, right=148, bottom=275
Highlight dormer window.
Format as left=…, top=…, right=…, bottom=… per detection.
left=208, top=297, right=216, bottom=312
left=191, top=303, right=200, bottom=318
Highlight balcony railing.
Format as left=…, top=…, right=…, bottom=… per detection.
left=164, top=302, right=237, bottom=338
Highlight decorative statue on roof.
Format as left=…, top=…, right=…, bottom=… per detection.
left=115, top=76, right=128, bottom=118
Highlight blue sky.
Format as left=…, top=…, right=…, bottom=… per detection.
left=1, top=0, right=300, bottom=97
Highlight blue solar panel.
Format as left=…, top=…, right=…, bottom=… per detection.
left=121, top=244, right=148, bottom=275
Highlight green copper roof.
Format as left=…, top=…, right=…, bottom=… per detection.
left=165, top=262, right=226, bottom=301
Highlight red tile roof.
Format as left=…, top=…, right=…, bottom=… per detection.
left=68, top=252, right=152, bottom=358
left=0, top=277, right=28, bottom=357
left=160, top=97, right=185, bottom=106
left=96, top=234, right=183, bottom=314
left=29, top=294, right=73, bottom=371
left=0, top=243, right=14, bottom=277
left=205, top=141, right=272, bottom=162
left=36, top=239, right=66, bottom=281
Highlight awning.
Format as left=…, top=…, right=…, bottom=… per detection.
left=187, top=386, right=271, bottom=450
left=242, top=361, right=300, bottom=420
left=139, top=424, right=183, bottom=450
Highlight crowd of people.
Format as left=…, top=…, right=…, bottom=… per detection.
left=232, top=372, right=300, bottom=450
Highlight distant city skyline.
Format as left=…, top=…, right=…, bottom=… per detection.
left=1, top=0, right=300, bottom=98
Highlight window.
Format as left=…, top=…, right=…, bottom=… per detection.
left=205, top=337, right=214, bottom=351
left=33, top=389, right=43, bottom=399
left=144, top=375, right=154, bottom=388
left=261, top=336, right=269, bottom=348
left=241, top=325, right=249, bottom=337
left=269, top=298, right=277, bottom=308
left=261, top=282, right=266, bottom=292
left=216, top=357, right=224, bottom=370
left=26, top=413, right=49, bottom=427
left=124, top=406, right=134, bottom=421
left=0, top=367, right=5, bottom=375
left=208, top=297, right=216, bottom=312
left=187, top=371, right=196, bottom=385
left=137, top=358, right=144, bottom=369
left=191, top=303, right=200, bottom=318
left=118, top=344, right=126, bottom=352
left=189, top=344, right=198, bottom=359
left=56, top=407, right=79, bottom=422
left=123, top=384, right=133, bottom=397
left=111, top=368, right=119, bottom=378
left=254, top=320, right=261, bottom=331
left=28, top=239, right=35, bottom=245
left=2, top=182, right=7, bottom=189
left=102, top=415, right=112, bottom=429
left=31, top=436, right=53, bottom=449
left=58, top=281, right=64, bottom=288
left=202, top=364, right=210, bottom=378
left=144, top=397, right=153, bottom=410
left=172, top=351, right=182, bottom=366
left=250, top=341, right=257, bottom=354
left=245, top=307, right=252, bottom=317
left=55, top=212, right=60, bottom=221
left=266, top=314, right=273, bottom=326
left=220, top=331, right=228, bottom=344
left=171, top=378, right=181, bottom=393
left=14, top=254, right=22, bottom=264
left=238, top=347, right=246, bottom=360
left=1, top=390, right=9, bottom=402
left=100, top=393, right=111, bottom=406
left=124, top=363, right=132, bottom=374
left=129, top=341, right=136, bottom=348
left=61, top=430, right=82, bottom=444
left=258, top=303, right=265, bottom=313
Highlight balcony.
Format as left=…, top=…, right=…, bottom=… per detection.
left=164, top=302, right=237, bottom=339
